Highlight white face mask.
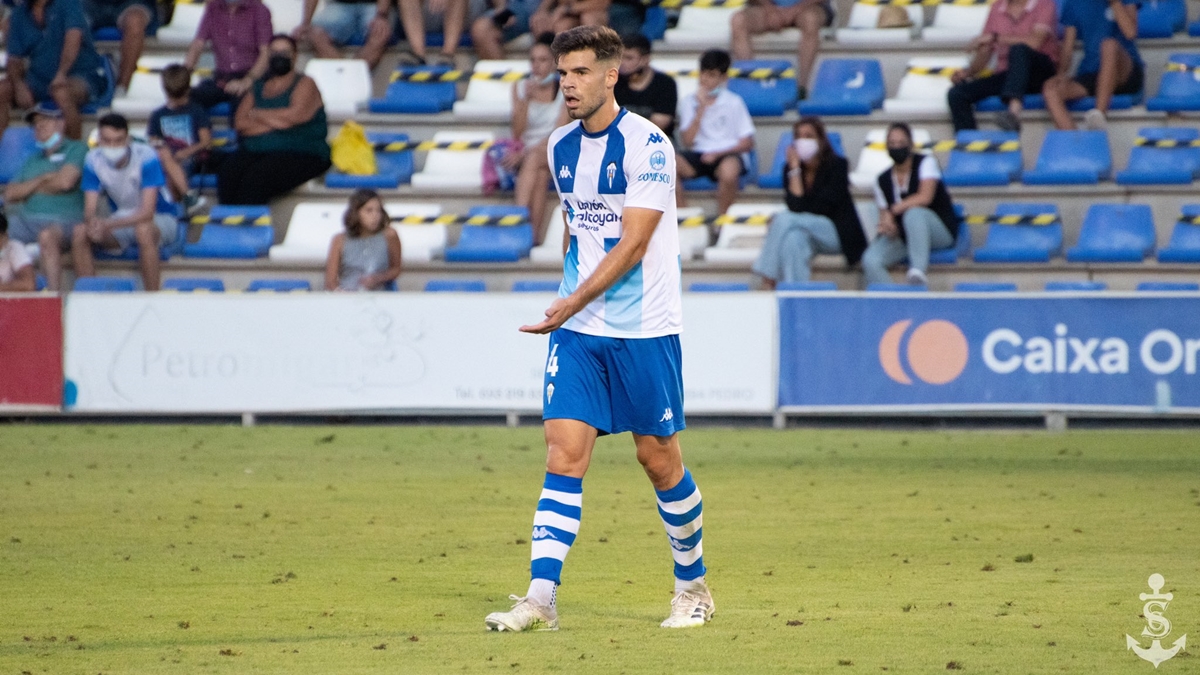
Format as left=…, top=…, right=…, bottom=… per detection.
left=793, top=138, right=819, bottom=162
left=100, top=145, right=128, bottom=165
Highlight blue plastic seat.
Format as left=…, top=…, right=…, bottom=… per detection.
left=1116, top=128, right=1200, bottom=184
left=246, top=279, right=312, bottom=292
left=1138, top=0, right=1186, bottom=37
left=867, top=283, right=927, bottom=292
left=688, top=282, right=751, bottom=292
left=929, top=209, right=970, bottom=265
left=425, top=279, right=487, bottom=292
left=641, top=5, right=667, bottom=40
left=35, top=274, right=47, bottom=291
left=798, top=59, right=885, bottom=116
left=325, top=131, right=415, bottom=189
left=1022, top=130, right=1111, bottom=185
left=727, top=60, right=797, bottom=116
left=443, top=206, right=533, bottom=262
left=1045, top=281, right=1107, bottom=292
left=757, top=131, right=844, bottom=189
left=973, top=203, right=1063, bottom=263
left=73, top=276, right=135, bottom=292
left=1157, top=206, right=1200, bottom=262
left=1138, top=281, right=1200, bottom=291
left=776, top=281, right=837, bottom=291
left=683, top=150, right=758, bottom=191
left=1066, top=204, right=1156, bottom=263
left=978, top=89, right=1141, bottom=113
left=512, top=280, right=562, bottom=292
left=942, top=130, right=1022, bottom=186
left=95, top=218, right=186, bottom=262
left=954, top=282, right=1018, bottom=292
left=1147, top=54, right=1200, bottom=111
left=368, top=65, right=457, bottom=114
left=163, top=277, right=225, bottom=292
left=0, top=127, right=37, bottom=184
left=1192, top=19, right=1200, bottom=36
left=183, top=205, right=273, bottom=259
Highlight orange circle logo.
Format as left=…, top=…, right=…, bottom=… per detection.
left=878, top=319, right=969, bottom=385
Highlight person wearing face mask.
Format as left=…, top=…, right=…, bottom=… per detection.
left=614, top=33, right=677, bottom=138
left=752, top=116, right=864, bottom=289
left=676, top=49, right=756, bottom=215
left=71, top=113, right=179, bottom=291
left=217, top=34, right=332, bottom=205
left=4, top=102, right=88, bottom=292
left=861, top=123, right=960, bottom=288
left=185, top=0, right=275, bottom=111
left=506, top=33, right=567, bottom=243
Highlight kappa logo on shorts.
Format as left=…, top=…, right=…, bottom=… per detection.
left=660, top=408, right=674, bottom=423
left=532, top=526, right=558, bottom=540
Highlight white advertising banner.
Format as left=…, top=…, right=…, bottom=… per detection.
left=64, top=293, right=775, bottom=414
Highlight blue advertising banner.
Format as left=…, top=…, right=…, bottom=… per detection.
left=778, top=293, right=1200, bottom=412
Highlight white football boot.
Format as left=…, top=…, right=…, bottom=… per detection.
left=660, top=583, right=715, bottom=628
left=485, top=595, right=559, bottom=632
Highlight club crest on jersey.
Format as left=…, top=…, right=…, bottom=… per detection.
left=606, top=162, right=617, bottom=189
left=650, top=151, right=666, bottom=171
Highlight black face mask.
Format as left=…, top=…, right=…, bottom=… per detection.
left=268, top=53, right=293, bottom=77
left=888, top=146, right=911, bottom=165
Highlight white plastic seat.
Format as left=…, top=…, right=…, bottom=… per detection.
left=849, top=127, right=933, bottom=190
left=305, top=58, right=371, bottom=117
left=530, top=206, right=566, bottom=263
left=385, top=201, right=447, bottom=262
left=883, top=56, right=970, bottom=115
left=262, top=0, right=307, bottom=34
left=676, top=206, right=709, bottom=260
left=111, top=54, right=190, bottom=117
left=651, top=58, right=701, bottom=113
left=409, top=130, right=495, bottom=192
left=663, top=6, right=741, bottom=48
left=835, top=3, right=923, bottom=44
left=156, top=0, right=205, bottom=46
left=451, top=60, right=530, bottom=118
left=269, top=202, right=347, bottom=263
left=922, top=5, right=991, bottom=43
left=702, top=203, right=785, bottom=264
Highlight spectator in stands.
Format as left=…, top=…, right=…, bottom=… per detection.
left=218, top=34, right=332, bottom=205
left=529, top=0, right=609, bottom=37
left=752, top=116, right=863, bottom=289
left=148, top=64, right=212, bottom=213
left=184, top=0, right=274, bottom=110
left=676, top=49, right=755, bottom=216
left=946, top=0, right=1060, bottom=132
left=71, top=113, right=178, bottom=292
left=730, top=0, right=832, bottom=101
left=504, top=33, right=565, bottom=243
left=0, top=0, right=109, bottom=140
left=4, top=102, right=87, bottom=292
left=82, top=0, right=156, bottom=95
left=396, top=0, right=469, bottom=66
left=0, top=212, right=38, bottom=292
left=324, top=188, right=402, bottom=291
left=471, top=0, right=541, bottom=60
left=861, top=123, right=959, bottom=287
left=295, top=0, right=396, bottom=70
left=1042, top=0, right=1141, bottom=131
left=614, top=33, right=677, bottom=138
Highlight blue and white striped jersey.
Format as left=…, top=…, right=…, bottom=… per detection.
left=547, top=108, right=682, bottom=339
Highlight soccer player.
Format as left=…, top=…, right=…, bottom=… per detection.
left=484, top=25, right=712, bottom=633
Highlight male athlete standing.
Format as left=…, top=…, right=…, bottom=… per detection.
left=484, top=25, right=713, bottom=632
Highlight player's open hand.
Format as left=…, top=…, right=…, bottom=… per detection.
left=520, top=297, right=576, bottom=334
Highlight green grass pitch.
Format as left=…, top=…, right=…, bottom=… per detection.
left=0, top=425, right=1197, bottom=673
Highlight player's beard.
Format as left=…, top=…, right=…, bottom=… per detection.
left=568, top=89, right=606, bottom=121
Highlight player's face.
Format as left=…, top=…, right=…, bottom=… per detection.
left=557, top=50, right=617, bottom=122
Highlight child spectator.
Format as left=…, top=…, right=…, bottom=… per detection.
left=1042, top=0, right=1141, bottom=130
left=147, top=64, right=212, bottom=213
left=730, top=0, right=832, bottom=101
left=676, top=49, right=755, bottom=215
left=324, top=188, right=402, bottom=291
left=296, top=0, right=396, bottom=70
left=615, top=33, right=677, bottom=138
left=0, top=211, right=38, bottom=292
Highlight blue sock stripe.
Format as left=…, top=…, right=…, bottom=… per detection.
left=531, top=557, right=564, bottom=584
left=669, top=527, right=703, bottom=550
left=543, top=472, right=583, bottom=493
left=654, top=468, right=696, bottom=503
left=531, top=525, right=577, bottom=546
left=537, top=498, right=582, bottom=520
left=657, top=501, right=703, bottom=528
left=674, top=558, right=707, bottom=581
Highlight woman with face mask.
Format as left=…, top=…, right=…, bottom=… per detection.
left=860, top=122, right=960, bottom=287
left=752, top=116, right=864, bottom=289
left=217, top=33, right=333, bottom=205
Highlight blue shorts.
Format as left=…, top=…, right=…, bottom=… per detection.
left=313, top=2, right=395, bottom=45
left=542, top=328, right=686, bottom=437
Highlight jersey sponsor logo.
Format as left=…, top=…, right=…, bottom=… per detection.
left=637, top=172, right=672, bottom=184
left=571, top=199, right=621, bottom=230
left=606, top=162, right=617, bottom=189
left=649, top=151, right=666, bottom=171
left=559, top=164, right=573, bottom=179
left=532, top=526, right=558, bottom=540
left=646, top=132, right=665, bottom=145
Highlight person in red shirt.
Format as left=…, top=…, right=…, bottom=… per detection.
left=184, top=0, right=275, bottom=110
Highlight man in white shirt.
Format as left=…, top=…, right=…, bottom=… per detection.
left=0, top=212, right=37, bottom=292
left=676, top=49, right=756, bottom=215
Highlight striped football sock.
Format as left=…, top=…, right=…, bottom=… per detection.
left=527, top=472, right=582, bottom=608
left=656, top=468, right=706, bottom=588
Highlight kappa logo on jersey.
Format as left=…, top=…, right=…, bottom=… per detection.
left=559, top=164, right=572, bottom=180
left=660, top=408, right=674, bottom=422
left=646, top=132, right=665, bottom=145
left=532, top=526, right=558, bottom=540
left=606, top=162, right=617, bottom=189
left=650, top=151, right=666, bottom=171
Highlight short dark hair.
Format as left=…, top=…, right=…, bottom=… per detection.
left=269, top=33, right=298, bottom=52
left=551, top=25, right=623, bottom=64
left=699, top=49, right=731, bottom=74
left=887, top=122, right=914, bottom=143
left=621, top=33, right=651, bottom=56
left=534, top=32, right=555, bottom=49
left=344, top=188, right=386, bottom=238
left=162, top=64, right=191, bottom=98
left=98, top=113, right=129, bottom=132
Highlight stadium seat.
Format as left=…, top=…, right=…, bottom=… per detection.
left=777, top=281, right=837, bottom=291
left=867, top=283, right=927, bottom=292
left=267, top=202, right=357, bottom=264
left=1137, top=0, right=1186, bottom=38
left=954, top=282, right=1018, bottom=292
left=452, top=60, right=529, bottom=117
left=758, top=131, right=844, bottom=189
left=1066, top=204, right=1156, bottom=263
left=1116, top=128, right=1200, bottom=185
left=972, top=203, right=1063, bottom=263
left=1192, top=19, right=1200, bottom=37
left=797, top=59, right=885, bottom=116
left=409, top=131, right=494, bottom=192
left=702, top=203, right=785, bottom=264
left=1045, top=281, right=1107, bottom=292
left=683, top=149, right=758, bottom=191
left=1158, top=206, right=1200, bottom=262
left=386, top=201, right=449, bottom=262
left=112, top=55, right=188, bottom=116
left=676, top=207, right=709, bottom=261
left=262, top=0, right=305, bottom=33
left=689, top=282, right=751, bottom=292
left=641, top=6, right=668, bottom=40
left=727, top=60, right=797, bottom=116
left=325, top=132, right=415, bottom=189
left=305, top=58, right=371, bottom=118
left=835, top=3, right=922, bottom=44
left=942, top=130, right=1022, bottom=186
left=369, top=65, right=457, bottom=114
left=1146, top=54, right=1200, bottom=111
left=922, top=3, right=991, bottom=42
left=850, top=127, right=933, bottom=190
left=35, top=273, right=47, bottom=291
left=73, top=276, right=136, bottom=292
left=512, top=280, right=562, bottom=292
left=530, top=206, right=566, bottom=264
left=1022, top=130, right=1111, bottom=185
left=929, top=218, right=971, bottom=265
left=95, top=219, right=186, bottom=262
left=183, top=205, right=273, bottom=259
left=662, top=5, right=740, bottom=47
left=883, top=57, right=969, bottom=115
left=0, top=127, right=37, bottom=184
left=425, top=279, right=487, bottom=292
left=156, top=0, right=205, bottom=45
left=444, top=206, right=534, bottom=263
left=1137, top=282, right=1200, bottom=291
left=163, top=277, right=225, bottom=292
left=652, top=58, right=700, bottom=103
left=246, top=279, right=311, bottom=292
